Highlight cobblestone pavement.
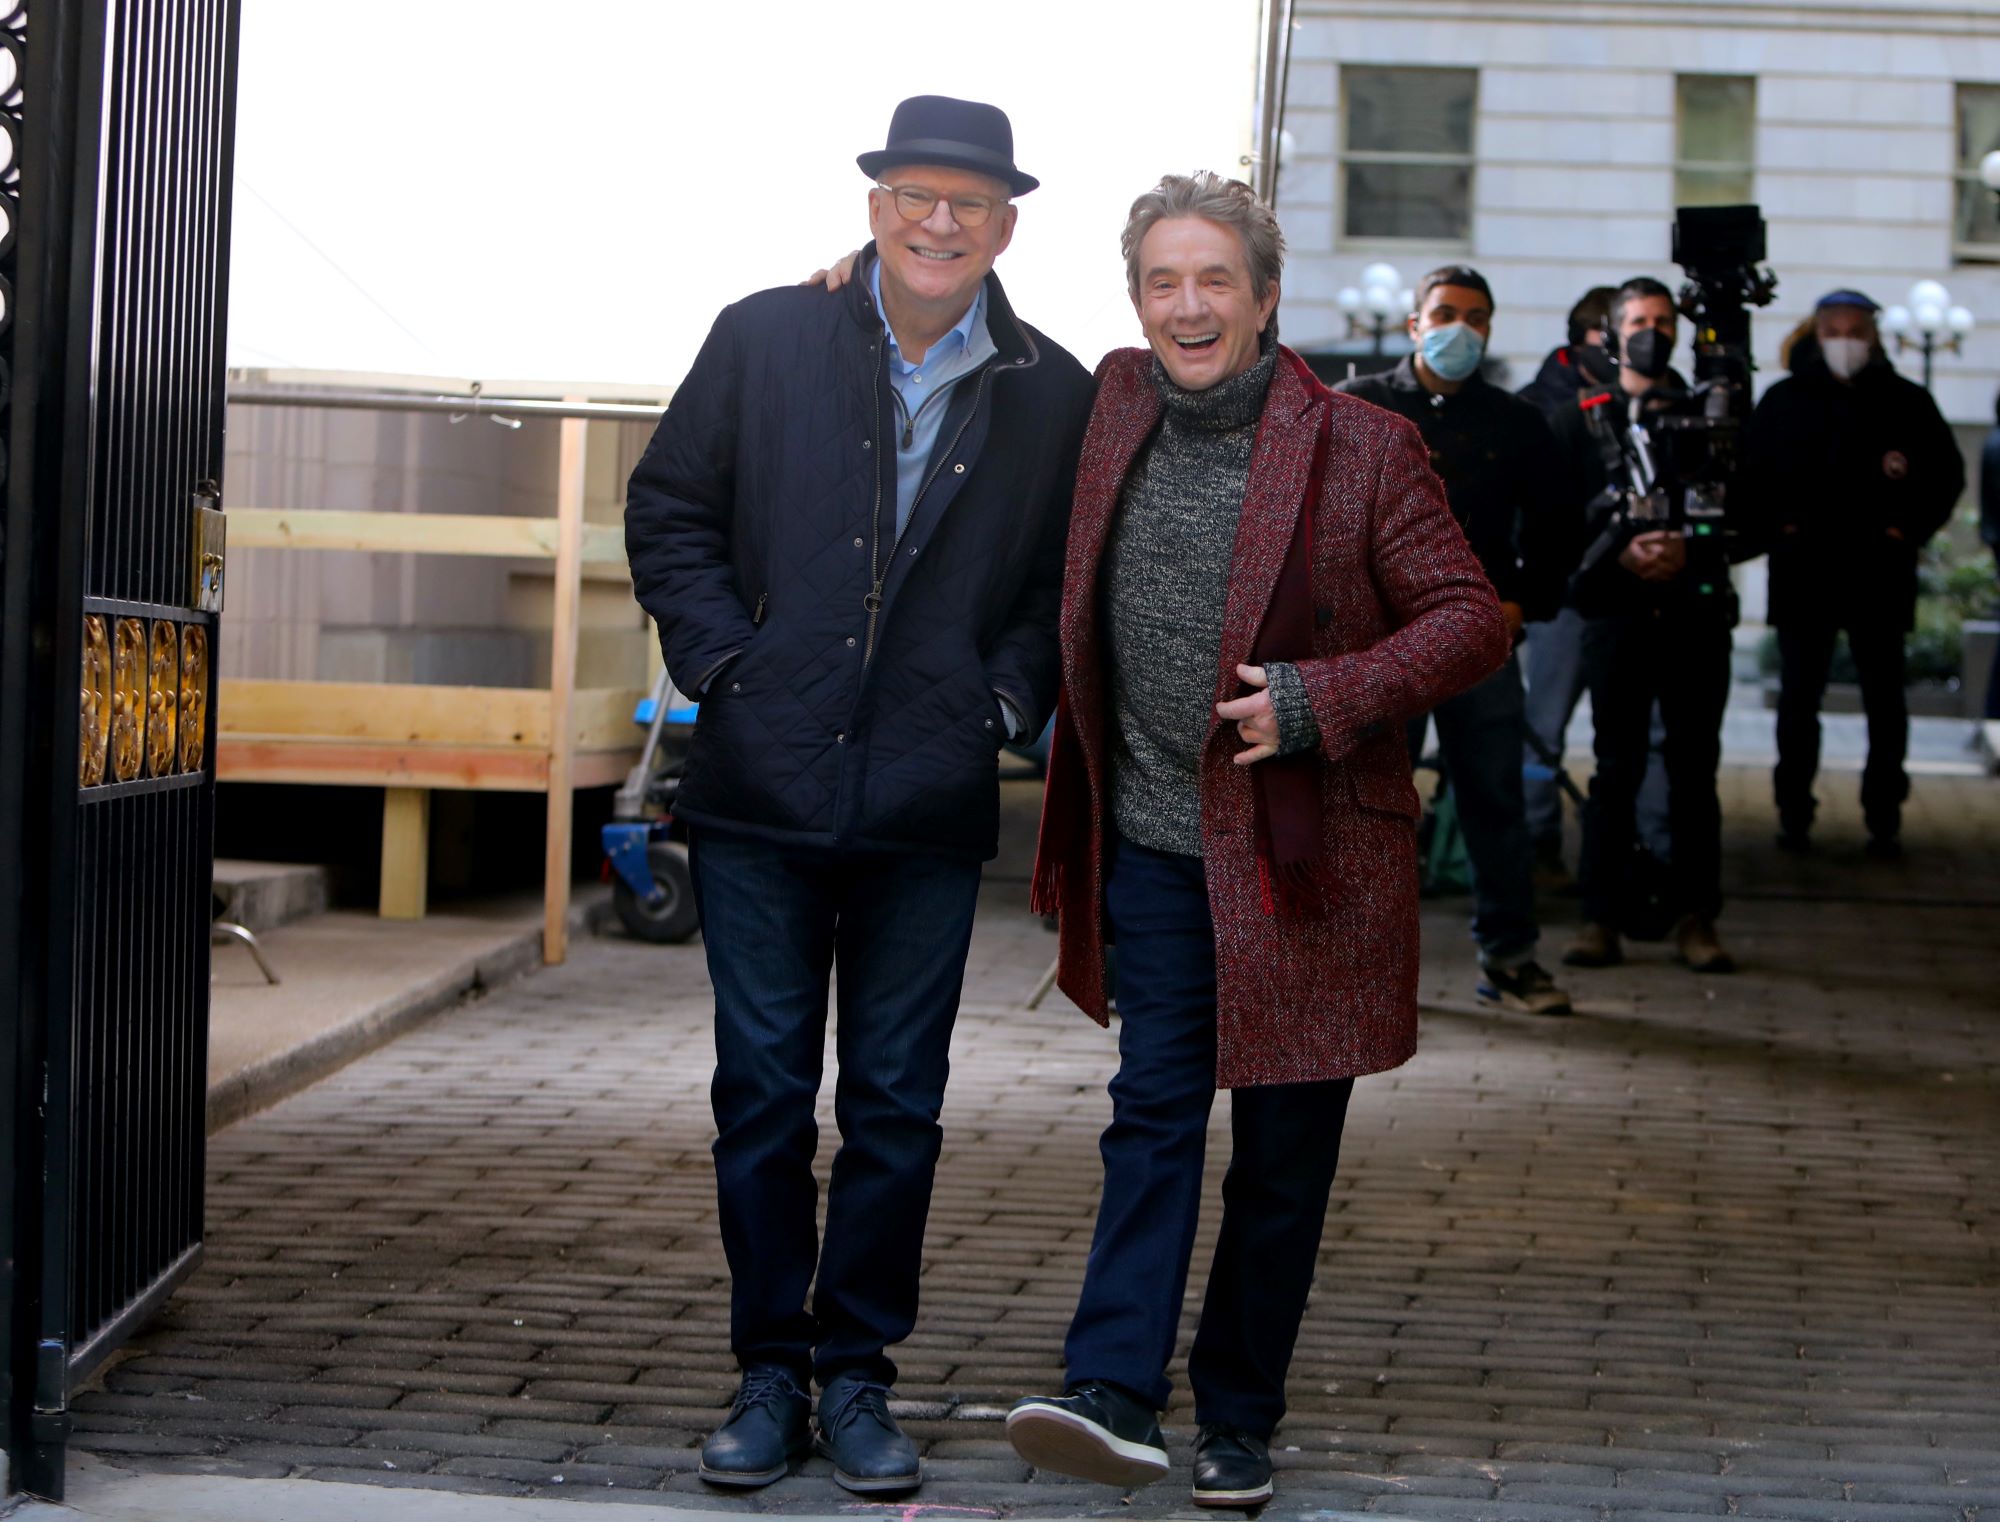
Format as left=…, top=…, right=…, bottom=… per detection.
left=71, top=771, right=2000, bottom=1521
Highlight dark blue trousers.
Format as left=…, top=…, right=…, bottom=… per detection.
left=688, top=827, right=982, bottom=1388
left=1063, top=835, right=1354, bottom=1437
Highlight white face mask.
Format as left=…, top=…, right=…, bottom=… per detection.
left=1822, top=336, right=1870, bottom=381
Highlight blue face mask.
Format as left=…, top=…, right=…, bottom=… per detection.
left=1420, top=321, right=1486, bottom=382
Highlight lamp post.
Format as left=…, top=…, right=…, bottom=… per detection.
left=1879, top=279, right=1974, bottom=390
left=1335, top=262, right=1415, bottom=355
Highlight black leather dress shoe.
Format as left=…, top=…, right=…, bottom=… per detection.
left=1006, top=1382, right=1168, bottom=1488
left=1192, top=1423, right=1274, bottom=1508
left=815, top=1373, right=920, bottom=1494
left=699, top=1365, right=811, bottom=1487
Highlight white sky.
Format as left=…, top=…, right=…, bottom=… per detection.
left=227, top=1, right=1261, bottom=391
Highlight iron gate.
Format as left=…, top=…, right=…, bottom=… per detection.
left=0, top=0, right=239, bottom=1498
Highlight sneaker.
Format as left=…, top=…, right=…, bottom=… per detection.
left=1006, top=1381, right=1168, bottom=1488
left=699, top=1365, right=812, bottom=1488
left=1192, top=1423, right=1274, bottom=1508
left=1561, top=922, right=1622, bottom=968
left=1675, top=916, right=1735, bottom=974
left=814, top=1373, right=920, bottom=1495
left=1477, top=960, right=1573, bottom=1017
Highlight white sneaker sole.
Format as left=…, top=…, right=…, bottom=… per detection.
left=1006, top=1402, right=1169, bottom=1488
left=1194, top=1479, right=1275, bottom=1507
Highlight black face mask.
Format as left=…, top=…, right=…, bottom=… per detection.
left=1621, top=328, right=1673, bottom=380
left=1575, top=343, right=1617, bottom=384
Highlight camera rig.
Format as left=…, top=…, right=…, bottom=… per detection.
left=1581, top=204, right=1778, bottom=613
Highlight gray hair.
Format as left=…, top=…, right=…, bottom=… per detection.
left=1121, top=172, right=1285, bottom=305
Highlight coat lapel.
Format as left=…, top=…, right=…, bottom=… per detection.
left=1060, top=354, right=1161, bottom=677
left=1213, top=350, right=1323, bottom=714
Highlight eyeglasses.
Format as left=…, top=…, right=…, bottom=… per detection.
left=874, top=183, right=1003, bottom=229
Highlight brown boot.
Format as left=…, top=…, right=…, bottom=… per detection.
left=1676, top=915, right=1735, bottom=973
left=1561, top=921, right=1622, bottom=968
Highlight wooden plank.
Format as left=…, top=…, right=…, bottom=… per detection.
left=226, top=508, right=626, bottom=563
left=544, top=413, right=588, bottom=965
left=217, top=736, right=640, bottom=791
left=220, top=679, right=552, bottom=747
left=573, top=687, right=646, bottom=751
left=218, top=738, right=554, bottom=791
left=380, top=788, right=430, bottom=919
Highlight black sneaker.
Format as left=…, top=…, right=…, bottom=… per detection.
left=1476, top=960, right=1573, bottom=1017
left=1192, top=1423, right=1274, bottom=1508
left=699, top=1365, right=811, bottom=1487
left=814, top=1373, right=920, bottom=1495
left=1006, top=1381, right=1168, bottom=1488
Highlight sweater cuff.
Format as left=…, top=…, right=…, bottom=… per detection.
left=1263, top=662, right=1321, bottom=757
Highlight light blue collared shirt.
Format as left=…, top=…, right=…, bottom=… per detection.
left=869, top=256, right=995, bottom=537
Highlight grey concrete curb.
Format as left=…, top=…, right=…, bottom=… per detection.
left=204, top=894, right=615, bottom=1135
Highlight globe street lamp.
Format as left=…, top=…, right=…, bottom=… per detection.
left=1336, top=262, right=1415, bottom=355
left=1879, top=279, right=1974, bottom=390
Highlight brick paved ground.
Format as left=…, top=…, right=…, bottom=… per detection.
left=70, top=769, right=2000, bottom=1520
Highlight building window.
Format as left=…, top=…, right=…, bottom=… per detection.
left=1674, top=75, right=1755, bottom=207
left=1339, top=65, right=1476, bottom=244
left=1955, top=83, right=2000, bottom=261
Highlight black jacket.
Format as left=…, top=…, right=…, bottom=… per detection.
left=1982, top=424, right=2000, bottom=565
left=625, top=249, right=1094, bottom=858
left=1549, top=370, right=1740, bottom=622
left=1742, top=357, right=1963, bottom=631
left=1518, top=343, right=1610, bottom=419
left=1335, top=356, right=1577, bottom=622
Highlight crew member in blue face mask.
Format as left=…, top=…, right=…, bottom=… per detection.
left=1335, top=266, right=1580, bottom=1016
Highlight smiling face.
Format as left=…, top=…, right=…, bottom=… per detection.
left=1132, top=215, right=1280, bottom=391
left=867, top=163, right=1016, bottom=318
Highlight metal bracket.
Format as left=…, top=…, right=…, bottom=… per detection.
left=192, top=486, right=225, bottom=612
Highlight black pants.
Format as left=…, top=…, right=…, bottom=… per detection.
left=1773, top=622, right=1910, bottom=840
left=688, top=827, right=982, bottom=1388
left=1062, top=834, right=1354, bottom=1437
left=1579, top=611, right=1733, bottom=928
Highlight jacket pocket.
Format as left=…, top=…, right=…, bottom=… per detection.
left=1347, top=763, right=1421, bottom=821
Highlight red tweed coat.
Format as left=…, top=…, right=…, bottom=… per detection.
left=1031, top=345, right=1510, bottom=1087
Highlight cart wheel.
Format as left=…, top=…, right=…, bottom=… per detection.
left=612, top=843, right=699, bottom=944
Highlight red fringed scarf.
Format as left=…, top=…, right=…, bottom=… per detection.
left=1248, top=370, right=1335, bottom=918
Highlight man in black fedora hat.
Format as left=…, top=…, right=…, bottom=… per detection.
left=627, top=95, right=1092, bottom=1496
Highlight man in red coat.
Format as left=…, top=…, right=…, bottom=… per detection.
left=1008, top=173, right=1509, bottom=1508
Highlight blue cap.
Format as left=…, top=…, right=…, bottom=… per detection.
left=1815, top=288, right=1880, bottom=313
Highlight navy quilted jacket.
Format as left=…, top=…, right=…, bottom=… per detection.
left=626, top=250, right=1094, bottom=859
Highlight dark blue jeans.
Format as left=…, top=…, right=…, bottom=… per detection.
left=1773, top=622, right=1909, bottom=840
left=1411, top=655, right=1540, bottom=968
left=688, top=827, right=982, bottom=1388
left=1063, top=835, right=1354, bottom=1437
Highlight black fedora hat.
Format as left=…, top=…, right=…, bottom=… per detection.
left=857, top=95, right=1039, bottom=197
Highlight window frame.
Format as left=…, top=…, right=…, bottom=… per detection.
left=1336, top=64, right=1479, bottom=252
left=1953, top=81, right=2000, bottom=265
left=1673, top=73, right=1757, bottom=211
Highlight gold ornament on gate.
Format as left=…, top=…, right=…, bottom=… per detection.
left=80, top=615, right=112, bottom=786
left=110, top=618, right=145, bottom=782
left=178, top=625, right=209, bottom=773
left=146, top=619, right=180, bottom=776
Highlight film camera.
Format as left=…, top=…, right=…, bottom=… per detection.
left=1585, top=204, right=1777, bottom=612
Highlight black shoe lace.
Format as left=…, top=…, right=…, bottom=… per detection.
left=819, top=1378, right=893, bottom=1435
left=732, top=1366, right=803, bottom=1416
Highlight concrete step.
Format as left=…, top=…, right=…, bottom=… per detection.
left=211, top=858, right=329, bottom=931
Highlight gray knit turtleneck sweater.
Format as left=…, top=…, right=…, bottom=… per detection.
left=1102, top=339, right=1319, bottom=858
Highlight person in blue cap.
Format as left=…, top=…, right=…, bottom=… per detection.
left=1742, top=289, right=1964, bottom=856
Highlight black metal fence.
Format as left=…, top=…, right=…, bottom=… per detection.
left=2, top=0, right=238, bottom=1498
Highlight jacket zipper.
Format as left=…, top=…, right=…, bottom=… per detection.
left=752, top=592, right=767, bottom=626
left=862, top=364, right=990, bottom=668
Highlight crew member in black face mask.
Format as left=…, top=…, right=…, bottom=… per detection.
left=1549, top=277, right=1737, bottom=977
left=1519, top=286, right=1673, bottom=886
left=1518, top=286, right=1619, bottom=417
